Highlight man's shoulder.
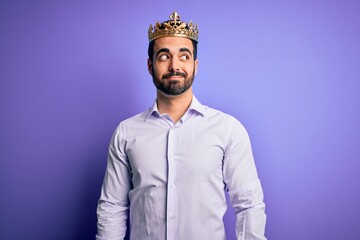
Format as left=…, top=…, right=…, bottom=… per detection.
left=205, top=105, right=243, bottom=125
left=114, top=108, right=150, bottom=130
left=203, top=105, right=250, bottom=137
left=123, top=109, right=149, bottom=123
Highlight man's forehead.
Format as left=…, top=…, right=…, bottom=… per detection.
left=153, top=37, right=193, bottom=51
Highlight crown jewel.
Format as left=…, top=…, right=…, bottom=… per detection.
left=148, top=11, right=199, bottom=43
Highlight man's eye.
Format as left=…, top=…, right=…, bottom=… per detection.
left=159, top=55, right=169, bottom=60
left=180, top=55, right=189, bottom=60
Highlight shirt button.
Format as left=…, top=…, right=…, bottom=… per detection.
left=169, top=214, right=176, bottom=220
left=169, top=184, right=174, bottom=189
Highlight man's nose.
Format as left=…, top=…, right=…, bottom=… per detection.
left=169, top=58, right=180, bottom=72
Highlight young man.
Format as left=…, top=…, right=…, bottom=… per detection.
left=96, top=11, right=266, bottom=240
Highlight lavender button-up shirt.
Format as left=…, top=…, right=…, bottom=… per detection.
left=96, top=96, right=266, bottom=240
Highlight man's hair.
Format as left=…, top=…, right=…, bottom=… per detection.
left=147, top=39, right=198, bottom=62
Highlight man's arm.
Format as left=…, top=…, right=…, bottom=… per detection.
left=223, top=119, right=266, bottom=240
left=96, top=125, right=132, bottom=240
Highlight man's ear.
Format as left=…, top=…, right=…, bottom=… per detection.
left=147, top=58, right=153, bottom=75
left=194, top=59, right=199, bottom=75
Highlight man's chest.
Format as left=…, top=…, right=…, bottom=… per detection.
left=125, top=124, right=226, bottom=185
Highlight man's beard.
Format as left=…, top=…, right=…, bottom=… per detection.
left=152, top=68, right=195, bottom=96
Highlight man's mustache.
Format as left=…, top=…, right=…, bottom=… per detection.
left=162, top=71, right=187, bottom=79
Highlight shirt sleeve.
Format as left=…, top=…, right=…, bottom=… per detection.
left=96, top=124, right=132, bottom=240
left=223, top=119, right=267, bottom=240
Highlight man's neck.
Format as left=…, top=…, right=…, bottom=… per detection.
left=156, top=89, right=193, bottom=123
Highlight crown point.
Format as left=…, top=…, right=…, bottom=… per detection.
left=170, top=11, right=180, bottom=20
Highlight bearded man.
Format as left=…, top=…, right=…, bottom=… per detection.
left=96, top=11, right=267, bottom=240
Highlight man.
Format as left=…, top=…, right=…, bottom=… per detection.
left=96, top=11, right=266, bottom=240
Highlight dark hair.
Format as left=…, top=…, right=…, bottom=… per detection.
left=148, top=39, right=198, bottom=61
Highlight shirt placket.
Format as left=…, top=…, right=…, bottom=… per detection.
left=166, top=127, right=177, bottom=240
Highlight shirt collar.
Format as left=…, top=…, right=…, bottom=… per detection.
left=145, top=100, right=160, bottom=121
left=145, top=95, right=206, bottom=121
left=187, top=95, right=206, bottom=116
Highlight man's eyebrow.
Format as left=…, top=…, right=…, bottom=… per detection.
left=179, top=48, right=192, bottom=56
left=156, top=48, right=170, bottom=57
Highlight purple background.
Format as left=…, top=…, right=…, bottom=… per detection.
left=1, top=1, right=360, bottom=239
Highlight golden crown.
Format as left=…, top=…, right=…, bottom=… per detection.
left=148, top=11, right=199, bottom=43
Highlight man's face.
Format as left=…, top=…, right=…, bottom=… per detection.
left=148, top=37, right=198, bottom=96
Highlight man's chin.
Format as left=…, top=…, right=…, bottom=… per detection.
left=157, top=86, right=188, bottom=96
left=160, top=89, right=184, bottom=96
left=166, top=80, right=181, bottom=85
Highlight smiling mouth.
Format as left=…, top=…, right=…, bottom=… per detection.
left=165, top=76, right=183, bottom=81
left=163, top=72, right=187, bottom=80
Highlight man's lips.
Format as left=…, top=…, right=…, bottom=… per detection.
left=162, top=72, right=187, bottom=80
left=165, top=76, right=183, bottom=80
